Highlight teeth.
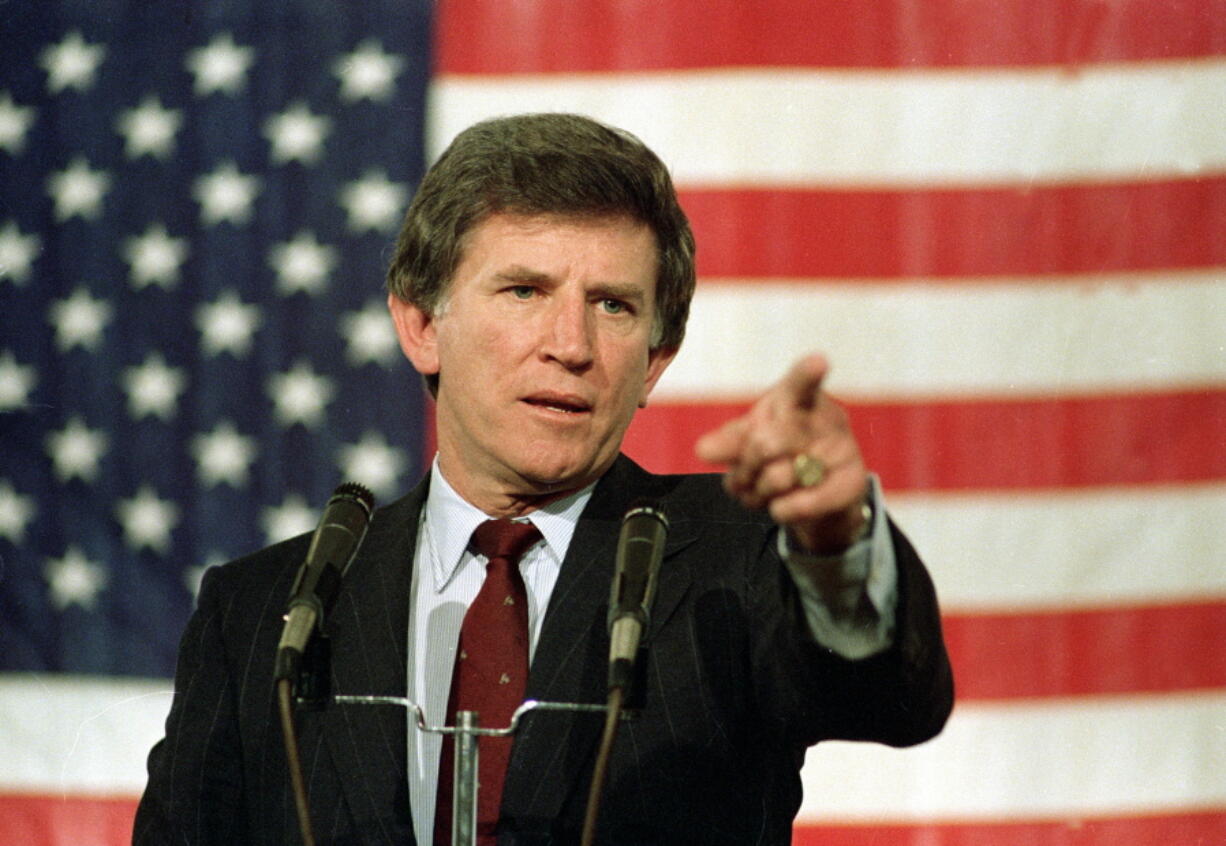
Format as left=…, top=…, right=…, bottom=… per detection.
left=529, top=399, right=583, bottom=413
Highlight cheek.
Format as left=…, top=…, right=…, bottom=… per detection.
left=608, top=348, right=653, bottom=405
left=439, top=317, right=506, bottom=372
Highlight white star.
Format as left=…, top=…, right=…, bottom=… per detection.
left=0, top=350, right=37, bottom=412
left=46, top=156, right=111, bottom=221
left=193, top=161, right=260, bottom=226
left=338, top=170, right=407, bottom=234
left=334, top=40, right=404, bottom=102
left=268, top=361, right=335, bottom=428
left=0, top=479, right=36, bottom=543
left=45, top=416, right=108, bottom=483
left=340, top=299, right=399, bottom=366
left=0, top=92, right=36, bottom=154
left=337, top=431, right=408, bottom=499
left=262, top=493, right=317, bottom=545
left=195, top=289, right=262, bottom=357
left=40, top=31, right=106, bottom=94
left=124, top=223, right=189, bottom=289
left=0, top=221, right=41, bottom=285
left=49, top=287, right=112, bottom=352
left=185, top=33, right=255, bottom=96
left=121, top=352, right=187, bottom=421
left=115, top=95, right=183, bottom=159
left=268, top=230, right=337, bottom=295
left=263, top=101, right=331, bottom=165
left=192, top=420, right=258, bottom=487
left=45, top=546, right=108, bottom=610
left=115, top=485, right=179, bottom=554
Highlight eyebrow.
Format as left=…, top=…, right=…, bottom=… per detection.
left=589, top=282, right=646, bottom=304
left=494, top=266, right=552, bottom=286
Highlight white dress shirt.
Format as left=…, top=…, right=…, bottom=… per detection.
left=406, top=459, right=897, bottom=844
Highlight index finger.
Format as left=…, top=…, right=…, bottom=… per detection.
left=694, top=416, right=749, bottom=465
left=780, top=353, right=831, bottom=411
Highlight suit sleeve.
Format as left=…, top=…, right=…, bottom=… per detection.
left=753, top=516, right=954, bottom=750
left=781, top=475, right=898, bottom=659
left=133, top=565, right=249, bottom=845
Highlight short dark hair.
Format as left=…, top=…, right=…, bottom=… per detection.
left=386, top=113, right=696, bottom=352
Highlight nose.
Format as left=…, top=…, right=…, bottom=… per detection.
left=540, top=293, right=594, bottom=371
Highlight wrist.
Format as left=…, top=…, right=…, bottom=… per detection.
left=790, top=495, right=873, bottom=556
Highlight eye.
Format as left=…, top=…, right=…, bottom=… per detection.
left=600, top=298, right=630, bottom=315
left=509, top=285, right=535, bottom=300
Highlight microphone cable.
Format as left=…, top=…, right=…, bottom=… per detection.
left=580, top=683, right=625, bottom=846
left=279, top=677, right=317, bottom=846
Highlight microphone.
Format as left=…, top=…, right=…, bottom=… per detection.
left=607, top=502, right=668, bottom=692
left=274, top=482, right=375, bottom=682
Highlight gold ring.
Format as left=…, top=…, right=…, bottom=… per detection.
left=793, top=454, right=826, bottom=487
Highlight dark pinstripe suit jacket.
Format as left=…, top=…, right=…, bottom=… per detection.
left=134, top=455, right=952, bottom=845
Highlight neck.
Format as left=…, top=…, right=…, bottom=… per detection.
left=435, top=453, right=593, bottom=518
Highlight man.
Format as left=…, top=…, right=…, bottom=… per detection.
left=135, top=113, right=952, bottom=845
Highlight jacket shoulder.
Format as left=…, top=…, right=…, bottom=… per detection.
left=196, top=484, right=425, bottom=624
left=608, top=457, right=775, bottom=530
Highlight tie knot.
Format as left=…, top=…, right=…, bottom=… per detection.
left=471, top=519, right=541, bottom=563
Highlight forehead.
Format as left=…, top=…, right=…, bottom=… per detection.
left=452, top=212, right=659, bottom=288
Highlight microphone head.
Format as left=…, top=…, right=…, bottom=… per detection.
left=300, top=483, right=376, bottom=593
left=621, top=500, right=668, bottom=531
left=330, top=481, right=375, bottom=516
left=607, top=500, right=669, bottom=692
left=608, top=500, right=669, bottom=633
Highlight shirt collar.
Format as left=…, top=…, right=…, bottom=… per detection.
left=423, top=457, right=597, bottom=592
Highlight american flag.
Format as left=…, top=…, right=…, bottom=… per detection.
left=432, top=0, right=1226, bottom=843
left=0, top=1, right=431, bottom=839
left=3, top=1, right=1225, bottom=843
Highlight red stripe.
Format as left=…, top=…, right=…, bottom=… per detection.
left=0, top=794, right=135, bottom=846
left=945, top=601, right=1226, bottom=701
left=624, top=389, right=1226, bottom=491
left=437, top=0, right=1226, bottom=73
left=3, top=794, right=1221, bottom=846
left=680, top=179, right=1226, bottom=280
left=793, top=810, right=1226, bottom=846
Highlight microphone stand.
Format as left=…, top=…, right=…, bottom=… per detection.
left=279, top=633, right=333, bottom=846
left=288, top=630, right=651, bottom=844
left=328, top=694, right=617, bottom=846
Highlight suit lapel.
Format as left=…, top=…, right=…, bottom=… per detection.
left=502, top=456, right=699, bottom=826
left=315, top=480, right=427, bottom=840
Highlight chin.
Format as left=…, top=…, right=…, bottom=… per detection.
left=513, top=451, right=604, bottom=492
left=518, top=465, right=586, bottom=492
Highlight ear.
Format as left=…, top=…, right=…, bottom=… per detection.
left=638, top=346, right=679, bottom=408
left=387, top=293, right=440, bottom=376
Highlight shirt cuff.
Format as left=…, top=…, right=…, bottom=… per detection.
left=777, top=474, right=899, bottom=659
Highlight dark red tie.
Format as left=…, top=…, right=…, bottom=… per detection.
left=435, top=519, right=541, bottom=846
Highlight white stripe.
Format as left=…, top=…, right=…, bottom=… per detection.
left=652, top=270, right=1226, bottom=399
left=799, top=690, right=1226, bottom=821
left=4, top=675, right=1223, bottom=823
left=0, top=674, right=171, bottom=795
left=430, top=60, right=1226, bottom=186
left=887, top=484, right=1226, bottom=611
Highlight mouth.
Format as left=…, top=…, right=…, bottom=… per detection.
left=522, top=394, right=593, bottom=415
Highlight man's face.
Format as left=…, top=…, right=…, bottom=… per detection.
left=389, top=212, right=676, bottom=510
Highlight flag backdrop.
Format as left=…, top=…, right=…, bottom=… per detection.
left=2, top=1, right=1224, bottom=844
left=0, top=0, right=433, bottom=841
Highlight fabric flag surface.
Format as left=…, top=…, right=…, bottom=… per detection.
left=3, top=1, right=1226, bottom=844
left=430, top=1, right=1226, bottom=844
left=0, top=1, right=432, bottom=841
